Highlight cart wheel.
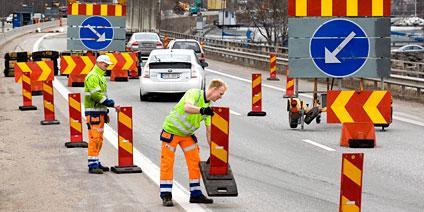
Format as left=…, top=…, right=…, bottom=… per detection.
left=300, top=109, right=305, bottom=130
left=286, top=99, right=290, bottom=112
left=316, top=114, right=321, bottom=124
left=289, top=112, right=298, bottom=129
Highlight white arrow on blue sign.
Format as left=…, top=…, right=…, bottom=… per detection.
left=309, top=19, right=370, bottom=78
left=79, top=16, right=114, bottom=51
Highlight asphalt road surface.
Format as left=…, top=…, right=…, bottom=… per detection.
left=2, top=31, right=424, bottom=211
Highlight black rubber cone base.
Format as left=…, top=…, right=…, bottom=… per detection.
left=65, top=141, right=88, bottom=148
left=40, top=120, right=60, bottom=125
left=247, top=111, right=266, bottom=116
left=114, top=77, right=129, bottom=82
left=71, top=82, right=85, bottom=87
left=349, top=139, right=375, bottom=148
left=283, top=94, right=296, bottom=98
left=32, top=91, right=43, bottom=96
left=19, top=105, right=37, bottom=111
left=199, top=161, right=238, bottom=197
left=267, top=77, right=279, bottom=81
left=111, top=165, right=142, bottom=174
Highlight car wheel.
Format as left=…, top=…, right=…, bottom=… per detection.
left=140, top=89, right=148, bottom=101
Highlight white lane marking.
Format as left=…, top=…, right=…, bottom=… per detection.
left=302, top=139, right=336, bottom=152
left=230, top=110, right=241, bottom=116
left=393, top=115, right=424, bottom=127
left=32, top=33, right=60, bottom=52
left=206, top=68, right=423, bottom=127
left=53, top=79, right=206, bottom=211
left=33, top=33, right=206, bottom=210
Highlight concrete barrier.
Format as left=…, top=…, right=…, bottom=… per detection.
left=0, top=20, right=63, bottom=48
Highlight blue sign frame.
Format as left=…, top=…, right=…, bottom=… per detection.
left=309, top=19, right=370, bottom=78
left=79, top=16, right=114, bottom=51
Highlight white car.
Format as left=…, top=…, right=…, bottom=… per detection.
left=139, top=49, right=208, bottom=100
left=391, top=44, right=424, bottom=53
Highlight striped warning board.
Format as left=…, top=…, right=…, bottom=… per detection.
left=248, top=73, right=266, bottom=116
left=327, top=90, right=392, bottom=125
left=69, top=93, right=83, bottom=142
left=60, top=56, right=96, bottom=75
left=288, top=0, right=390, bottom=17
left=105, top=52, right=138, bottom=71
left=210, top=107, right=230, bottom=175
left=68, top=3, right=126, bottom=16
left=339, top=153, right=364, bottom=212
left=14, top=61, right=54, bottom=83
left=112, top=106, right=142, bottom=173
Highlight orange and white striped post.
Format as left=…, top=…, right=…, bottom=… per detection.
left=284, top=68, right=295, bottom=98
left=199, top=107, right=238, bottom=196
left=40, top=80, right=60, bottom=125
left=339, top=153, right=364, bottom=212
left=111, top=106, right=142, bottom=174
left=248, top=73, right=266, bottom=116
left=65, top=93, right=88, bottom=148
left=18, top=71, right=37, bottom=111
left=267, top=52, right=279, bottom=80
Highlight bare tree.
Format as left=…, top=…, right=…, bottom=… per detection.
left=240, top=0, right=288, bottom=48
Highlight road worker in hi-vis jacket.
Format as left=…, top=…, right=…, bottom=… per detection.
left=160, top=79, right=228, bottom=207
left=84, top=55, right=119, bottom=174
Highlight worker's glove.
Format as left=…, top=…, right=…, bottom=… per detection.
left=102, top=99, right=115, bottom=107
left=200, top=107, right=214, bottom=116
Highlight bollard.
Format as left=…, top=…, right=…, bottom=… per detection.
left=40, top=80, right=60, bottom=125
left=339, top=153, right=364, bottom=212
left=199, top=107, right=238, bottom=196
left=18, top=72, right=37, bottom=111
left=111, top=106, right=142, bottom=174
left=65, top=93, right=88, bottom=148
left=267, top=52, right=279, bottom=80
left=284, top=68, right=295, bottom=98
left=248, top=73, right=266, bottom=116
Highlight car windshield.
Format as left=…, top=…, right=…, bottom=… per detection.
left=150, top=53, right=191, bottom=63
left=134, top=33, right=159, bottom=41
left=172, top=42, right=201, bottom=53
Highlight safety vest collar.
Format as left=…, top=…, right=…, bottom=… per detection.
left=93, top=64, right=105, bottom=76
left=203, top=90, right=210, bottom=103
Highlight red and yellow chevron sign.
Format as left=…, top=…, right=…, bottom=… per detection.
left=339, top=153, right=364, bottom=212
left=117, top=106, right=135, bottom=167
left=14, top=61, right=54, bottom=83
left=210, top=107, right=230, bottom=175
left=105, top=52, right=138, bottom=71
left=68, top=3, right=126, bottom=16
left=327, top=90, right=392, bottom=125
left=288, top=0, right=390, bottom=16
left=60, top=56, right=96, bottom=75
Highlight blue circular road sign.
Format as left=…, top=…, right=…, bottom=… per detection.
left=79, top=16, right=114, bottom=51
left=310, top=19, right=369, bottom=78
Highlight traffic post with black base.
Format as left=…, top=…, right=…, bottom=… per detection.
left=65, top=93, right=88, bottom=148
left=200, top=107, right=238, bottom=197
left=111, top=106, right=142, bottom=174
left=247, top=73, right=266, bottom=116
left=40, top=80, right=60, bottom=125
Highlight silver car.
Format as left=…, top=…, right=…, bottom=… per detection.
left=139, top=49, right=208, bottom=100
left=168, top=39, right=206, bottom=62
left=127, top=32, right=164, bottom=56
left=391, top=44, right=424, bottom=53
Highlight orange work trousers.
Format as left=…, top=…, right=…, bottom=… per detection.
left=160, top=130, right=201, bottom=197
left=86, top=114, right=106, bottom=168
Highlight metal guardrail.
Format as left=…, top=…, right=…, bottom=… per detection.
left=160, top=30, right=424, bottom=99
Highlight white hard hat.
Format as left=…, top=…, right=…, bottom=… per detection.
left=96, top=55, right=113, bottom=65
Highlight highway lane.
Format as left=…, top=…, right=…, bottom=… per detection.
left=40, top=33, right=424, bottom=211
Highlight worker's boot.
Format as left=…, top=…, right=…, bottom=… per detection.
left=162, top=194, right=174, bottom=207
left=98, top=162, right=110, bottom=172
left=304, top=107, right=320, bottom=125
left=88, top=168, right=104, bottom=174
left=189, top=194, right=213, bottom=204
